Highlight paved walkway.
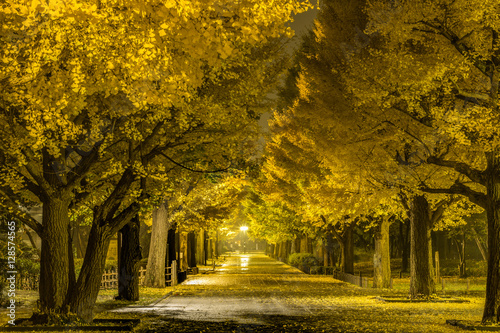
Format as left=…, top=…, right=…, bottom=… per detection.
left=114, top=253, right=319, bottom=324
left=112, top=253, right=485, bottom=332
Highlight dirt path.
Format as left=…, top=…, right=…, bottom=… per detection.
left=111, top=253, right=487, bottom=332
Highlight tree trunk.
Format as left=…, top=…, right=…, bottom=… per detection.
left=179, top=232, right=188, bottom=272
left=117, top=215, right=141, bottom=301
left=472, top=228, right=487, bottom=261
left=38, top=197, right=70, bottom=314
left=400, top=219, right=410, bottom=273
left=482, top=152, right=500, bottom=323
left=24, top=227, right=41, bottom=257
left=139, top=218, right=151, bottom=260
left=323, top=232, right=334, bottom=267
left=67, top=225, right=77, bottom=299
left=300, top=235, right=308, bottom=253
left=167, top=227, right=176, bottom=267
left=215, top=229, right=219, bottom=258
left=454, top=232, right=467, bottom=278
left=280, top=241, right=286, bottom=261
left=67, top=222, right=112, bottom=322
left=374, top=217, right=391, bottom=288
left=410, top=195, right=435, bottom=298
left=145, top=201, right=171, bottom=287
left=196, top=230, right=204, bottom=265
left=187, top=231, right=196, bottom=268
left=343, top=226, right=354, bottom=274
left=290, top=237, right=297, bottom=254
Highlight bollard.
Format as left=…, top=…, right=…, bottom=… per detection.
left=442, top=278, right=445, bottom=295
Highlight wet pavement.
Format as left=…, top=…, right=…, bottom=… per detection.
left=111, top=253, right=486, bottom=332
left=113, top=253, right=319, bottom=324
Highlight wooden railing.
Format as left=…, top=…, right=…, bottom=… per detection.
left=333, top=270, right=370, bottom=288
left=15, top=274, right=39, bottom=290
left=100, top=260, right=177, bottom=289
left=12, top=261, right=178, bottom=291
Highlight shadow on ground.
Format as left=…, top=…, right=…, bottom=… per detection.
left=138, top=315, right=342, bottom=333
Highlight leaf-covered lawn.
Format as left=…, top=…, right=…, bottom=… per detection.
left=1, top=255, right=495, bottom=332
left=112, top=255, right=493, bottom=332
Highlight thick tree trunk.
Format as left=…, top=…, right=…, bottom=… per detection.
left=179, top=232, right=188, bottom=271
left=117, top=216, right=141, bottom=301
left=280, top=241, right=286, bottom=261
left=290, top=237, right=296, bottom=254
left=300, top=235, right=308, bottom=253
left=196, top=230, right=205, bottom=265
left=323, top=232, right=335, bottom=267
left=343, top=226, right=354, bottom=274
left=308, top=235, right=314, bottom=253
left=482, top=152, right=500, bottom=323
left=410, top=195, right=435, bottom=298
left=38, top=197, right=70, bottom=314
left=373, top=217, right=391, bottom=288
left=187, top=231, right=196, bottom=268
left=67, top=222, right=112, bottom=322
left=145, top=201, right=170, bottom=287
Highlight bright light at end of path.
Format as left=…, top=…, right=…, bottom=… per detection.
left=240, top=226, right=248, bottom=231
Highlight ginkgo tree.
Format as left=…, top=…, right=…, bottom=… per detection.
left=0, top=0, right=312, bottom=322
left=350, top=0, right=499, bottom=322
left=267, top=0, right=475, bottom=297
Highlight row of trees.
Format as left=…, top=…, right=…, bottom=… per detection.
left=244, top=0, right=500, bottom=324
left=0, top=0, right=313, bottom=322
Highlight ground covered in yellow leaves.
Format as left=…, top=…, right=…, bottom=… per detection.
left=106, top=253, right=492, bottom=332
left=2, top=254, right=495, bottom=332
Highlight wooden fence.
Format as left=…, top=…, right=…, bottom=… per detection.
left=15, top=274, right=39, bottom=291
left=100, top=260, right=177, bottom=289
left=13, top=261, right=177, bottom=291
left=333, top=270, right=370, bottom=288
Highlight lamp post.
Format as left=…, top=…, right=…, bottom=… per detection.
left=240, top=226, right=248, bottom=253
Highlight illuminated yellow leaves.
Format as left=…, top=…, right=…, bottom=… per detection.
left=0, top=0, right=313, bottom=224
left=219, top=42, right=234, bottom=59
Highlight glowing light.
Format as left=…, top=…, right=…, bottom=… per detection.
left=240, top=226, right=248, bottom=231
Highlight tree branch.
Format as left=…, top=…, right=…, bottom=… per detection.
left=160, top=153, right=232, bottom=173
left=426, top=155, right=485, bottom=185
left=420, top=182, right=486, bottom=208
left=0, top=193, right=43, bottom=236
left=421, top=20, right=493, bottom=77
left=66, top=143, right=101, bottom=189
